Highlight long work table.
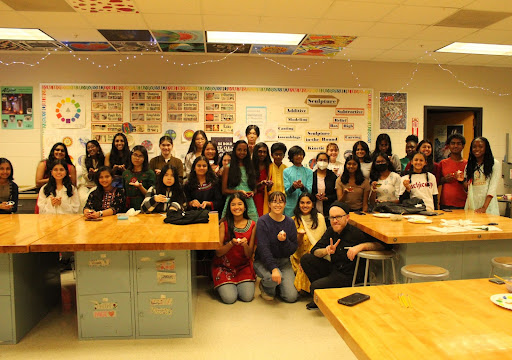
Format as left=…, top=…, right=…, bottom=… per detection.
left=0, top=213, right=221, bottom=343
left=349, top=210, right=512, bottom=280
left=315, top=279, right=512, bottom=360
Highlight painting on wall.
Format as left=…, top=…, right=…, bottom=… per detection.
left=379, top=92, right=407, bottom=130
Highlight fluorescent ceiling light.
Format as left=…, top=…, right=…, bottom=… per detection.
left=436, top=42, right=512, bottom=56
left=0, top=28, right=54, bottom=41
left=207, top=31, right=304, bottom=45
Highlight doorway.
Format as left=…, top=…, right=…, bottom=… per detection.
left=424, top=106, right=482, bottom=162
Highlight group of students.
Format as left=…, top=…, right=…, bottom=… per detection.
left=0, top=126, right=502, bottom=306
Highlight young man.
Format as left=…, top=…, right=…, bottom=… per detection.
left=300, top=201, right=389, bottom=310
left=400, top=134, right=418, bottom=173
left=439, top=133, right=467, bottom=209
left=267, top=142, right=287, bottom=194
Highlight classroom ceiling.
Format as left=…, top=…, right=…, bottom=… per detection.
left=2, top=0, right=512, bottom=67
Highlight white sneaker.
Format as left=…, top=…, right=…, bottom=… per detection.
left=259, top=281, right=274, bottom=301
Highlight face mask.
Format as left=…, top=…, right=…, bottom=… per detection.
left=317, top=161, right=328, bottom=170
left=375, top=163, right=388, bottom=172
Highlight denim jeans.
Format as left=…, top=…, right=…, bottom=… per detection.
left=216, top=281, right=255, bottom=304
left=254, top=257, right=298, bottom=303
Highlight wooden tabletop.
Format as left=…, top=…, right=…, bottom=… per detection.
left=30, top=213, right=221, bottom=252
left=0, top=214, right=82, bottom=253
left=315, top=279, right=512, bottom=360
left=349, top=210, right=512, bottom=243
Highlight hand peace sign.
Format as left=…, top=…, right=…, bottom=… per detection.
left=325, top=237, right=340, bottom=255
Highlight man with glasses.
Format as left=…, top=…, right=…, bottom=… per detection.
left=300, top=201, right=389, bottom=310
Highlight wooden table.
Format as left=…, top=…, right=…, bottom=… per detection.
left=349, top=210, right=512, bottom=280
left=315, top=279, right=512, bottom=360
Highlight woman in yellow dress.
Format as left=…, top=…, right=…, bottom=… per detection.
left=291, top=192, right=327, bottom=293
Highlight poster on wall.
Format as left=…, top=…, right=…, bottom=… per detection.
left=47, top=94, right=86, bottom=129
left=379, top=92, right=407, bottom=130
left=1, top=86, right=33, bottom=130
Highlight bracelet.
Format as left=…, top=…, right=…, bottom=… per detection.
left=99, top=210, right=103, bottom=217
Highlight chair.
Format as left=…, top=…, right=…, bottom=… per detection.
left=352, top=250, right=397, bottom=287
left=401, top=264, right=449, bottom=283
left=489, top=256, right=512, bottom=277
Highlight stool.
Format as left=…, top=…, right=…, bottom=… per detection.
left=401, top=264, right=449, bottom=283
left=352, top=250, right=397, bottom=287
left=489, top=256, right=512, bottom=277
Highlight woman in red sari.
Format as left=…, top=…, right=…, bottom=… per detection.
left=252, top=142, right=272, bottom=216
left=212, top=193, right=256, bottom=304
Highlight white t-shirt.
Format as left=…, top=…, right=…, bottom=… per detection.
left=399, top=172, right=438, bottom=211
left=375, top=172, right=401, bottom=202
left=360, top=162, right=372, bottom=179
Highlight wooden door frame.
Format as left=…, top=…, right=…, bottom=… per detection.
left=423, top=106, right=483, bottom=140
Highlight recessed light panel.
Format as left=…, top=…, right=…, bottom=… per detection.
left=207, top=31, right=305, bottom=46
left=436, top=42, right=512, bottom=56
left=0, top=28, right=54, bottom=41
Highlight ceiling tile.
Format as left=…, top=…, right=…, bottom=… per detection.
left=82, top=13, right=148, bottom=29
left=142, top=14, right=203, bottom=30
left=346, top=0, right=402, bottom=3
left=364, top=23, right=426, bottom=38
left=201, top=0, right=265, bottom=16
left=347, top=36, right=404, bottom=50
left=43, top=27, right=106, bottom=42
left=486, top=56, right=512, bottom=66
left=376, top=48, right=425, bottom=61
left=257, top=17, right=318, bottom=34
left=63, top=41, right=116, bottom=51
left=2, top=0, right=74, bottom=12
left=393, top=38, right=449, bottom=51
left=202, top=15, right=262, bottom=32
left=325, top=1, right=398, bottom=21
left=419, top=52, right=468, bottom=64
left=336, top=47, right=384, bottom=60
left=0, top=2, right=13, bottom=10
left=465, top=0, right=512, bottom=12
left=99, top=29, right=152, bottom=41
left=448, top=53, right=497, bottom=65
left=384, top=6, right=459, bottom=25
left=486, top=16, right=512, bottom=31
left=261, top=0, right=334, bottom=18
left=110, top=41, right=161, bottom=52
left=412, top=26, right=478, bottom=40
left=312, top=20, right=374, bottom=36
left=403, top=0, right=473, bottom=7
left=20, top=11, right=90, bottom=27
left=0, top=10, right=32, bottom=27
left=459, top=29, right=512, bottom=44
left=68, top=0, right=139, bottom=13
left=133, top=0, right=201, bottom=14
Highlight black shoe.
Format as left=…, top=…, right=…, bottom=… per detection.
left=306, top=301, right=318, bottom=310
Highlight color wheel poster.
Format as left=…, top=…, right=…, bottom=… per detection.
left=47, top=93, right=86, bottom=129
left=1, top=86, right=33, bottom=130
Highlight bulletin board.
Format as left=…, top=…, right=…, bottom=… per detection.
left=41, top=84, right=373, bottom=169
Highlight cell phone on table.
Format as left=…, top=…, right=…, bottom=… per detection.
left=338, top=292, right=370, bottom=306
left=489, top=278, right=505, bottom=285
left=85, top=218, right=103, bottom=221
left=353, top=211, right=366, bottom=215
left=442, top=209, right=453, bottom=212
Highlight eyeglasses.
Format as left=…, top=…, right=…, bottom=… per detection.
left=327, top=214, right=348, bottom=222
left=131, top=153, right=144, bottom=159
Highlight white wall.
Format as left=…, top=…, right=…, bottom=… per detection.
left=1, top=52, right=511, bottom=192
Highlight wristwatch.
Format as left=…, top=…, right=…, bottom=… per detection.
left=99, top=211, right=103, bottom=217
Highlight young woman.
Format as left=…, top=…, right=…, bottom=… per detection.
left=218, top=152, right=232, bottom=177
left=78, top=140, right=105, bottom=209
left=404, top=140, right=441, bottom=184
left=37, top=159, right=80, bottom=214
left=399, top=152, right=438, bottom=211
left=184, top=130, right=207, bottom=180
left=325, top=142, right=343, bottom=176
left=0, top=158, right=18, bottom=214
left=464, top=137, right=500, bottom=215
left=400, top=135, right=419, bottom=173
left=372, top=133, right=401, bottom=172
left=267, top=142, right=287, bottom=194
left=254, top=191, right=298, bottom=303
left=283, top=145, right=313, bottom=216
left=122, top=145, right=156, bottom=210
left=352, top=141, right=372, bottom=179
left=36, top=142, right=77, bottom=188
left=149, top=135, right=184, bottom=183
left=312, top=152, right=337, bottom=217
left=202, top=140, right=220, bottom=175
left=141, top=163, right=186, bottom=213
left=291, top=193, right=327, bottom=293
left=104, top=133, right=131, bottom=186
left=336, top=155, right=370, bottom=212
left=252, top=142, right=272, bottom=216
left=245, top=125, right=260, bottom=158
left=184, top=156, right=223, bottom=211
left=221, top=140, right=258, bottom=222
left=369, top=152, right=401, bottom=205
left=212, top=194, right=257, bottom=304
left=83, top=166, right=126, bottom=219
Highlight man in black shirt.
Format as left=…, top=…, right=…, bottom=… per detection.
left=301, top=201, right=389, bottom=309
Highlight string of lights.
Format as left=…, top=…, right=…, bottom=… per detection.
left=0, top=52, right=51, bottom=66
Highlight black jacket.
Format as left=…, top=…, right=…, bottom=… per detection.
left=312, top=169, right=337, bottom=216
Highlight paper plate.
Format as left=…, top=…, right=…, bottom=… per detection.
left=490, top=294, right=512, bottom=310
left=373, top=213, right=392, bottom=218
left=408, top=218, right=433, bottom=224
left=403, top=215, right=427, bottom=220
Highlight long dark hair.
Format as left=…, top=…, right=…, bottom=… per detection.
left=85, top=140, right=105, bottom=172
left=45, top=142, right=73, bottom=177
left=369, top=152, right=394, bottom=182
left=252, top=142, right=271, bottom=175
left=155, top=163, right=186, bottom=205
left=223, top=193, right=250, bottom=243
left=340, top=155, right=365, bottom=185
left=187, top=130, right=208, bottom=154
left=187, top=156, right=218, bottom=189
left=228, top=140, right=256, bottom=189
left=201, top=141, right=219, bottom=165
left=416, top=139, right=435, bottom=174
left=353, top=141, right=372, bottom=163
left=373, top=133, right=393, bottom=157
left=407, top=152, right=430, bottom=183
left=293, top=192, right=319, bottom=229
left=466, top=137, right=494, bottom=182
left=109, top=133, right=130, bottom=168
left=44, top=159, right=74, bottom=198
left=0, top=158, right=14, bottom=181
left=128, top=145, right=149, bottom=172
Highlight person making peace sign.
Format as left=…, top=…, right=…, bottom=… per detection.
left=300, top=201, right=390, bottom=310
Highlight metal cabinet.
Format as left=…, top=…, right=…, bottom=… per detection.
left=134, top=250, right=188, bottom=292
left=76, top=251, right=131, bottom=294
left=0, top=295, right=13, bottom=343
